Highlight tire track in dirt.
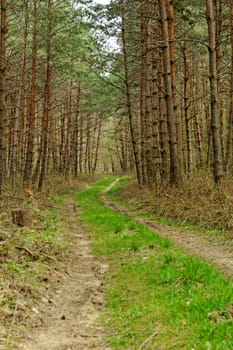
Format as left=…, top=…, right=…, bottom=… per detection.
left=103, top=179, right=233, bottom=280
left=17, top=200, right=110, bottom=350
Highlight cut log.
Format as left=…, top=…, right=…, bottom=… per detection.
left=11, top=209, right=30, bottom=227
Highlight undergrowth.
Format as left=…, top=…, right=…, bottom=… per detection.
left=115, top=174, right=233, bottom=241
left=77, top=177, right=233, bottom=350
left=0, top=192, right=74, bottom=349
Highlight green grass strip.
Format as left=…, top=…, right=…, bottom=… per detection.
left=77, top=177, right=233, bottom=350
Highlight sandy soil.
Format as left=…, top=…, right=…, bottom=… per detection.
left=17, top=202, right=110, bottom=350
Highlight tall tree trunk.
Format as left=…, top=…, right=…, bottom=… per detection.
left=158, top=63, right=169, bottom=183
left=190, top=60, right=203, bottom=169
left=59, top=111, right=65, bottom=173
left=38, top=0, right=52, bottom=191
left=64, top=80, right=72, bottom=175
left=224, top=0, right=233, bottom=172
left=79, top=112, right=83, bottom=173
left=166, top=0, right=183, bottom=172
left=140, top=0, right=146, bottom=184
left=73, top=81, right=81, bottom=177
left=20, top=0, right=29, bottom=176
left=121, top=0, right=141, bottom=184
left=206, top=0, right=223, bottom=186
left=182, top=43, right=192, bottom=174
left=11, top=0, right=29, bottom=182
left=92, top=116, right=102, bottom=173
left=144, top=2, right=154, bottom=185
left=85, top=113, right=91, bottom=173
left=151, top=25, right=161, bottom=188
left=49, top=113, right=58, bottom=173
left=158, top=0, right=181, bottom=184
left=23, top=0, right=38, bottom=193
left=0, top=0, right=8, bottom=195
left=214, top=0, right=224, bottom=160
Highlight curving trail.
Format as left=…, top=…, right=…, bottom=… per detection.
left=16, top=178, right=233, bottom=350
left=103, top=179, right=233, bottom=280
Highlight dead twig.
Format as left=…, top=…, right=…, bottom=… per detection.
left=6, top=298, right=18, bottom=347
left=53, top=269, right=63, bottom=278
left=80, top=333, right=100, bottom=338
left=65, top=268, right=73, bottom=277
left=16, top=246, right=35, bottom=257
left=16, top=246, right=58, bottom=264
left=138, top=329, right=158, bottom=350
left=44, top=254, right=57, bottom=263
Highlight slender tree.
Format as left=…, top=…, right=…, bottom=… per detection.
left=38, top=0, right=52, bottom=191
left=0, top=0, right=8, bottom=195
left=23, top=0, right=38, bottom=193
left=121, top=0, right=141, bottom=184
left=166, top=0, right=183, bottom=170
left=206, top=0, right=223, bottom=186
left=224, top=0, right=233, bottom=171
left=158, top=0, right=182, bottom=184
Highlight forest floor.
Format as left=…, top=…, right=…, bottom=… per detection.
left=2, top=176, right=233, bottom=349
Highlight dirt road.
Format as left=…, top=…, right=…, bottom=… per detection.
left=16, top=179, right=233, bottom=350
left=17, top=202, right=110, bottom=350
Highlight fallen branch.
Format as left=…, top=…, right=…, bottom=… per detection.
left=44, top=254, right=57, bottom=263
left=138, top=329, right=158, bottom=350
left=16, top=246, right=35, bottom=257
left=16, top=246, right=58, bottom=264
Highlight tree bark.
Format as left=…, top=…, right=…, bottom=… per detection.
left=166, top=0, right=183, bottom=172
left=158, top=0, right=181, bottom=185
left=144, top=2, right=155, bottom=185
left=73, top=81, right=81, bottom=177
left=23, top=0, right=38, bottom=192
left=206, top=0, right=223, bottom=186
left=79, top=111, right=83, bottom=173
left=121, top=0, right=141, bottom=184
left=140, top=0, right=146, bottom=184
left=224, top=0, right=233, bottom=172
left=92, top=116, right=102, bottom=173
left=0, top=0, right=8, bottom=195
left=38, top=0, right=52, bottom=191
left=182, top=43, right=192, bottom=174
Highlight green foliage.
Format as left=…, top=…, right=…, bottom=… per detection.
left=77, top=177, right=233, bottom=349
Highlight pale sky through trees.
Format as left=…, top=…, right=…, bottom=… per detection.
left=95, top=0, right=110, bottom=4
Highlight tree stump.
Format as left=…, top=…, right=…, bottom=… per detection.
left=11, top=209, right=30, bottom=227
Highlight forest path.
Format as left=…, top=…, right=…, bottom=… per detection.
left=103, top=179, right=233, bottom=280
left=17, top=197, right=110, bottom=350
left=16, top=177, right=233, bottom=350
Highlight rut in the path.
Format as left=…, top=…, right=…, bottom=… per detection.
left=103, top=179, right=233, bottom=279
left=17, top=218, right=110, bottom=350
